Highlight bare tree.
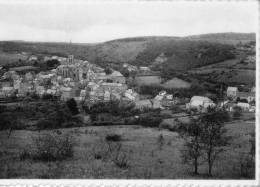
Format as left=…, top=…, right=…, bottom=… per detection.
left=199, top=108, right=230, bottom=176
left=179, top=118, right=203, bottom=175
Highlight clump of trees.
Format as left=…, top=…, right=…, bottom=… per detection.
left=0, top=100, right=79, bottom=132
left=83, top=100, right=139, bottom=121
left=178, top=108, right=231, bottom=176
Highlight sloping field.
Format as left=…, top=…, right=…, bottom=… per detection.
left=162, top=77, right=191, bottom=89
left=0, top=52, right=27, bottom=66
left=0, top=120, right=255, bottom=179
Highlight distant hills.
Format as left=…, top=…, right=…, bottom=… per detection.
left=0, top=33, right=256, bottom=79
left=184, top=32, right=255, bottom=44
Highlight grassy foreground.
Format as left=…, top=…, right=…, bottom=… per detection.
left=0, top=119, right=255, bottom=179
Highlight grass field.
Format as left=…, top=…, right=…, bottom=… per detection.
left=0, top=52, right=27, bottom=66
left=0, top=117, right=255, bottom=179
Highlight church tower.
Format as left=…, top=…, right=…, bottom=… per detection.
left=68, top=55, right=74, bottom=64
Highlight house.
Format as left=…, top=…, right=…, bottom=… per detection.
left=186, top=96, right=215, bottom=111
left=25, top=72, right=34, bottom=81
left=60, top=87, right=73, bottom=101
left=111, top=92, right=121, bottom=101
left=139, top=66, right=150, bottom=71
left=227, top=87, right=238, bottom=98
left=237, top=92, right=255, bottom=103
left=2, top=86, right=15, bottom=97
left=161, top=98, right=175, bottom=108
left=28, top=55, right=38, bottom=61
left=13, top=79, right=22, bottom=90
left=104, top=91, right=111, bottom=102
left=134, top=99, right=153, bottom=110
left=100, top=82, right=127, bottom=94
left=35, top=86, right=46, bottom=96
left=123, top=63, right=138, bottom=72
left=237, top=102, right=250, bottom=111
left=108, top=71, right=126, bottom=84
left=124, top=89, right=139, bottom=101
left=46, top=89, right=56, bottom=95
left=151, top=99, right=163, bottom=109
left=44, top=56, right=51, bottom=62
left=17, top=82, right=34, bottom=96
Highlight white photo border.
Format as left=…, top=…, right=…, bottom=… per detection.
left=0, top=0, right=259, bottom=186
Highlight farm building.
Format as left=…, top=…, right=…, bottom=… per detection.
left=237, top=102, right=250, bottom=111
left=227, top=87, right=238, bottom=98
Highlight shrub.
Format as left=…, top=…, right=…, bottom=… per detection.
left=19, top=149, right=32, bottom=161
left=105, top=134, right=122, bottom=142
left=107, top=142, right=130, bottom=169
left=32, top=133, right=74, bottom=162
left=139, top=115, right=163, bottom=128
left=36, top=119, right=56, bottom=130
left=157, top=134, right=165, bottom=150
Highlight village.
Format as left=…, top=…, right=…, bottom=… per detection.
left=0, top=53, right=255, bottom=119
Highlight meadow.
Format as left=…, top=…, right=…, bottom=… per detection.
left=0, top=118, right=255, bottom=179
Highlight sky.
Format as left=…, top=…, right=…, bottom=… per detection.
left=0, top=0, right=258, bottom=43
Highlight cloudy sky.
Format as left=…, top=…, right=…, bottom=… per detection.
left=0, top=0, right=258, bottom=43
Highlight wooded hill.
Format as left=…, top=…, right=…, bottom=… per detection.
left=0, top=32, right=255, bottom=71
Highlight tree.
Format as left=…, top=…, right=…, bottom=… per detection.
left=0, top=111, right=18, bottom=138
left=178, top=118, right=203, bottom=175
left=104, top=67, right=112, bottom=75
left=157, top=134, right=165, bottom=150
left=199, top=108, right=231, bottom=176
left=66, top=98, right=79, bottom=115
left=232, top=106, right=242, bottom=119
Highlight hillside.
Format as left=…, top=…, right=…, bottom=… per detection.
left=0, top=33, right=255, bottom=85
left=185, top=32, right=256, bottom=45
left=0, top=33, right=247, bottom=68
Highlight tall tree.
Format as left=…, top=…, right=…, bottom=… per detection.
left=66, top=98, right=79, bottom=115
left=199, top=108, right=230, bottom=176
left=178, top=118, right=203, bottom=175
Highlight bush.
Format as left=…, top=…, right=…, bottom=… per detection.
left=32, top=133, right=74, bottom=161
left=138, top=114, right=163, bottom=128
left=36, top=119, right=56, bottom=130
left=105, top=134, right=122, bottom=142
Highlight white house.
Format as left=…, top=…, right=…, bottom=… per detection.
left=28, top=55, right=38, bottom=61
left=140, top=66, right=150, bottom=71
left=237, top=102, right=250, bottom=111
left=186, top=96, right=215, bottom=111
left=104, top=91, right=111, bottom=102
left=227, top=87, right=238, bottom=98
